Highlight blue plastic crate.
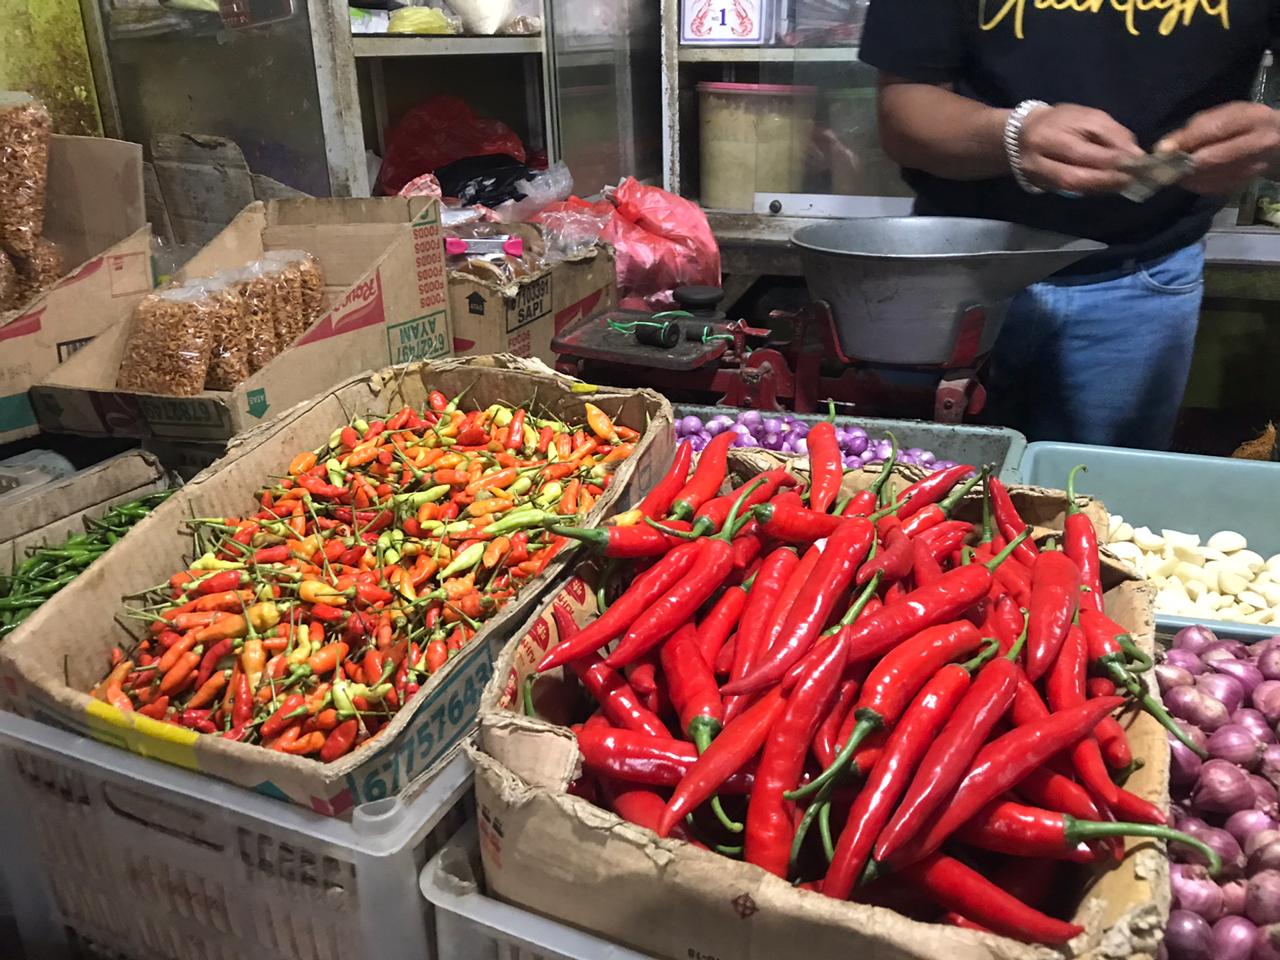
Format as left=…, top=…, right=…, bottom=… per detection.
left=1018, top=441, right=1280, bottom=641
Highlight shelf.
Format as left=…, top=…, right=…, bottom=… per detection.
left=352, top=35, right=543, bottom=58
left=678, top=45, right=860, bottom=63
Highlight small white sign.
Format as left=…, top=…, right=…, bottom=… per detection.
left=681, top=0, right=766, bottom=44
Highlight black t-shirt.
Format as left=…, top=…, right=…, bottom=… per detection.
left=859, top=0, right=1280, bottom=270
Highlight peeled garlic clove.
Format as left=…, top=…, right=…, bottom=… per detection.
left=1236, top=603, right=1258, bottom=617
left=1175, top=561, right=1217, bottom=592
left=1266, top=554, right=1280, bottom=573
left=1202, top=548, right=1229, bottom=564
left=1185, top=578, right=1206, bottom=602
left=1239, top=590, right=1270, bottom=610
left=1235, top=549, right=1266, bottom=573
left=1132, top=526, right=1164, bottom=552
left=1258, top=582, right=1280, bottom=607
left=1172, top=542, right=1205, bottom=565
left=1220, top=570, right=1251, bottom=597
left=1110, top=521, right=1134, bottom=544
left=1107, top=514, right=1125, bottom=536
left=1150, top=553, right=1181, bottom=579
left=1155, top=589, right=1190, bottom=615
left=1249, top=609, right=1277, bottom=625
left=1204, top=591, right=1227, bottom=610
left=1208, top=530, right=1248, bottom=554
left=1107, top=541, right=1143, bottom=565
left=1162, top=529, right=1201, bottom=549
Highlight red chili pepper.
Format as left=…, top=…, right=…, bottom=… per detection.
left=1024, top=549, right=1082, bottom=682
left=900, top=853, right=1084, bottom=945
left=658, top=688, right=785, bottom=837
left=505, top=409, right=526, bottom=450
left=874, top=627, right=1027, bottom=865
left=989, top=477, right=1039, bottom=567
left=822, top=657, right=979, bottom=898
left=232, top=670, right=253, bottom=727
left=806, top=412, right=842, bottom=513
left=254, top=544, right=291, bottom=564
left=889, top=695, right=1125, bottom=868
left=745, top=628, right=851, bottom=877
left=813, top=678, right=860, bottom=768
left=856, top=521, right=912, bottom=587
left=1096, top=715, right=1133, bottom=769
left=1078, top=607, right=1203, bottom=758
left=723, top=547, right=800, bottom=721
left=1016, top=765, right=1105, bottom=823
left=194, top=637, right=234, bottom=691
left=1046, top=623, right=1131, bottom=815
left=842, top=531, right=1029, bottom=666
left=910, top=538, right=944, bottom=587
left=1062, top=465, right=1104, bottom=612
left=667, top=431, right=733, bottom=521
left=194, top=569, right=244, bottom=595
left=606, top=485, right=761, bottom=669
left=841, top=439, right=898, bottom=517
left=695, top=583, right=748, bottom=668
left=552, top=605, right=667, bottom=738
left=794, top=621, right=985, bottom=801
left=661, top=622, right=724, bottom=750
left=606, top=537, right=735, bottom=669
left=296, top=473, right=345, bottom=500
left=731, top=528, right=762, bottom=572
left=691, top=470, right=796, bottom=536
left=137, top=696, right=170, bottom=720
left=537, top=539, right=704, bottom=672
left=550, top=520, right=691, bottom=558
left=889, top=463, right=975, bottom=522
left=957, top=799, right=1219, bottom=872
left=897, top=468, right=986, bottom=538
left=603, top=782, right=703, bottom=847
left=722, top=518, right=874, bottom=696
left=751, top=500, right=845, bottom=543
left=575, top=725, right=752, bottom=792
left=261, top=693, right=307, bottom=740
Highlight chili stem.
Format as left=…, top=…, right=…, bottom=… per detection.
left=1064, top=816, right=1222, bottom=875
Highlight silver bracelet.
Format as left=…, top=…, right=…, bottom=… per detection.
left=1004, top=99, right=1049, bottom=195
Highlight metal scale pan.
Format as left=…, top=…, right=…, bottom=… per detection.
left=792, top=217, right=1106, bottom=368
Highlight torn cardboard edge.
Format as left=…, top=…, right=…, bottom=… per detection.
left=0, top=355, right=674, bottom=816
left=470, top=473, right=1169, bottom=960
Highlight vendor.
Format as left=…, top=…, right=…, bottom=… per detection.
left=858, top=0, right=1280, bottom=448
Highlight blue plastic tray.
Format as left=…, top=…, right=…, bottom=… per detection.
left=1019, top=441, right=1280, bottom=641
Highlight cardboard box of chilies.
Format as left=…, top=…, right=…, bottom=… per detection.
left=0, top=355, right=673, bottom=816
left=31, top=197, right=452, bottom=445
left=469, top=461, right=1170, bottom=960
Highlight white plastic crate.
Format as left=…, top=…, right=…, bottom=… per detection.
left=419, top=822, right=652, bottom=960
left=0, top=709, right=472, bottom=960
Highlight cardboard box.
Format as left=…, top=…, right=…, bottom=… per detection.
left=31, top=197, right=453, bottom=444
left=0, top=135, right=150, bottom=444
left=450, top=241, right=615, bottom=366
left=470, top=473, right=1169, bottom=960
left=0, top=356, right=674, bottom=817
left=0, top=451, right=170, bottom=577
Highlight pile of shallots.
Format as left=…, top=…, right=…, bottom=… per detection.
left=1159, top=626, right=1280, bottom=960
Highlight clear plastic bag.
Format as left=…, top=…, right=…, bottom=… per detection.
left=494, top=161, right=574, bottom=222
left=261, top=252, right=306, bottom=349
left=117, top=285, right=213, bottom=397
left=14, top=237, right=62, bottom=306
left=0, top=93, right=52, bottom=258
left=233, top=263, right=281, bottom=373
left=203, top=274, right=251, bottom=391
left=294, top=251, right=327, bottom=328
left=0, top=250, right=16, bottom=311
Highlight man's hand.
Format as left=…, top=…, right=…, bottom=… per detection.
left=1157, top=103, right=1280, bottom=196
left=1018, top=104, right=1145, bottom=194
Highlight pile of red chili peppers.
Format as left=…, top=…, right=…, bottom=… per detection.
left=89, top=389, right=639, bottom=761
left=530, top=433, right=1220, bottom=944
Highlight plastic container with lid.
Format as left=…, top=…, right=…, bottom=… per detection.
left=697, top=82, right=817, bottom=211
left=825, top=87, right=912, bottom=197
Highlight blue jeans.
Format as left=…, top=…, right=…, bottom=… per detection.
left=986, top=241, right=1205, bottom=449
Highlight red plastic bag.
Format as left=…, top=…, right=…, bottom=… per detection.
left=535, top=180, right=720, bottom=309
left=606, top=179, right=720, bottom=309
left=378, top=95, right=526, bottom=195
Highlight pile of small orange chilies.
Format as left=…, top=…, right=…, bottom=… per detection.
left=89, top=389, right=638, bottom=762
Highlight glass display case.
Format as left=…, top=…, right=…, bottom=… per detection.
left=663, top=0, right=909, bottom=217
left=86, top=0, right=659, bottom=199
